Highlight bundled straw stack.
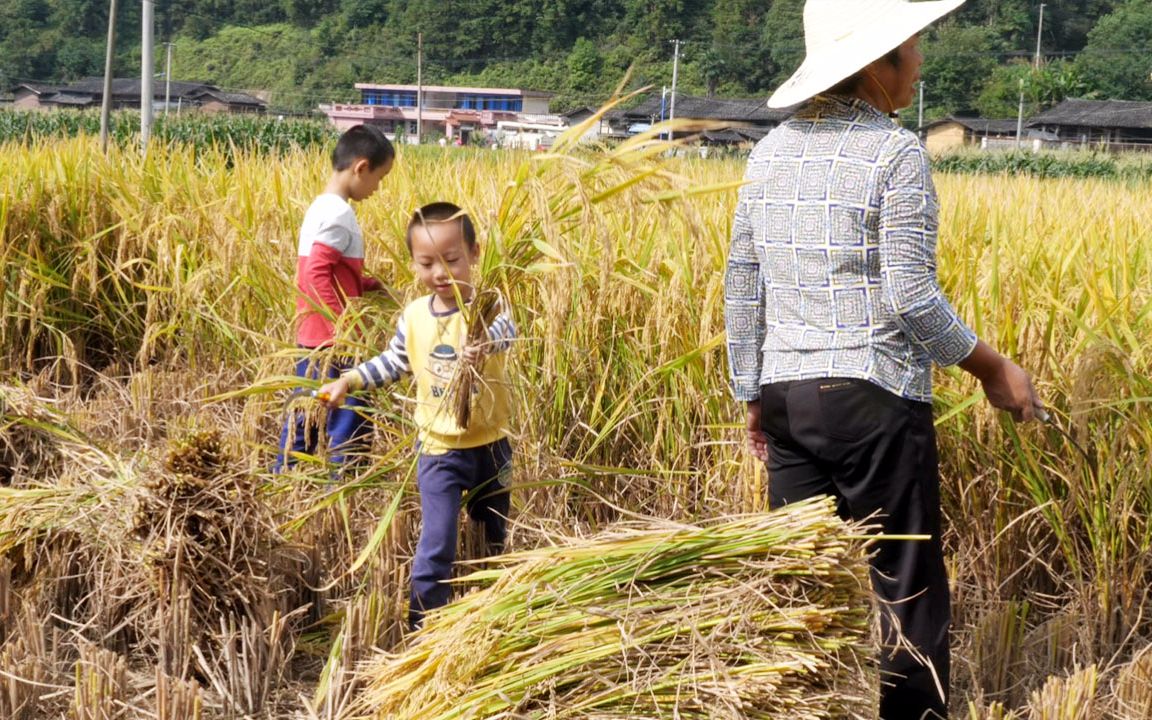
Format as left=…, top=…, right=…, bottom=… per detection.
left=348, top=496, right=878, bottom=720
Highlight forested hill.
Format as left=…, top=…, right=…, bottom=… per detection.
left=3, top=0, right=1150, bottom=117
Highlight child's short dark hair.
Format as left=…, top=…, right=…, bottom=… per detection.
left=332, top=124, right=395, bottom=171
left=406, top=202, right=477, bottom=253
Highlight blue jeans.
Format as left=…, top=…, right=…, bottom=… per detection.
left=273, top=354, right=373, bottom=473
left=409, top=438, right=512, bottom=628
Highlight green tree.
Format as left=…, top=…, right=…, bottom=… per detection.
left=50, top=0, right=105, bottom=36
left=976, top=59, right=1087, bottom=118
left=341, top=0, right=389, bottom=28
left=55, top=36, right=103, bottom=79
left=762, top=0, right=803, bottom=88
left=920, top=22, right=1004, bottom=116
left=1045, top=0, right=1123, bottom=52
left=956, top=0, right=1031, bottom=44
left=282, top=0, right=338, bottom=25
left=1075, top=0, right=1152, bottom=100
left=566, top=37, right=603, bottom=92
left=709, top=0, right=775, bottom=94
left=1, top=0, right=55, bottom=82
left=536, top=0, right=622, bottom=54
left=696, top=47, right=725, bottom=95
left=622, top=0, right=710, bottom=50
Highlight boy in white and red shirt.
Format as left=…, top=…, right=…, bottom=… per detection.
left=274, top=124, right=395, bottom=473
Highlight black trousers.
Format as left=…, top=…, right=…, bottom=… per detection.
left=760, top=378, right=950, bottom=720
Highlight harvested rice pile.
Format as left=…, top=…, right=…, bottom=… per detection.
left=349, top=496, right=878, bottom=720
left=0, top=384, right=63, bottom=488
left=0, top=386, right=300, bottom=716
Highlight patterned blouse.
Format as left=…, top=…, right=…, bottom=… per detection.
left=724, top=95, right=977, bottom=403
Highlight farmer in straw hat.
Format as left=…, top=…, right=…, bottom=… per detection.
left=724, top=1, right=1042, bottom=718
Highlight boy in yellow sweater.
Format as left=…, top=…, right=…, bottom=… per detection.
left=319, top=202, right=515, bottom=628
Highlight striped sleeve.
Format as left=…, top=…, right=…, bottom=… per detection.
left=354, top=314, right=411, bottom=389
left=485, top=307, right=517, bottom=353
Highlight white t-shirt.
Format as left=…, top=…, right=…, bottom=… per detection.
left=297, top=193, right=365, bottom=260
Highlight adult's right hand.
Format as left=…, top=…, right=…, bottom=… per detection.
left=981, top=358, right=1039, bottom=422
left=960, top=341, right=1041, bottom=423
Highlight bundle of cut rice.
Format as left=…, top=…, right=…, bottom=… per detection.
left=348, top=496, right=879, bottom=720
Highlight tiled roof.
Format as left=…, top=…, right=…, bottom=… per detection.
left=188, top=89, right=266, bottom=106
left=66, top=77, right=216, bottom=98
left=618, top=93, right=796, bottom=123
left=9, top=78, right=266, bottom=108
left=11, top=82, right=65, bottom=95
left=43, top=93, right=95, bottom=106
left=1027, top=99, right=1152, bottom=130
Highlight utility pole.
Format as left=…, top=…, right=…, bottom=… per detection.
left=164, top=41, right=172, bottom=117
left=141, top=0, right=154, bottom=153
left=1018, top=3, right=1045, bottom=149
left=1015, top=78, right=1025, bottom=148
left=99, top=0, right=119, bottom=153
left=1034, top=3, right=1047, bottom=70
left=668, top=39, right=680, bottom=142
left=416, top=32, right=423, bottom=144
left=917, top=80, right=924, bottom=133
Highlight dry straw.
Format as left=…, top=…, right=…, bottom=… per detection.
left=0, top=386, right=301, bottom=717
left=346, top=496, right=878, bottom=720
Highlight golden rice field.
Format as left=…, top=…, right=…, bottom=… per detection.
left=1, top=128, right=1151, bottom=719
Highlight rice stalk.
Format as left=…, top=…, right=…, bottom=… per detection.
left=0, top=603, right=56, bottom=720
left=1026, top=665, right=1098, bottom=720
left=313, top=593, right=395, bottom=719
left=446, top=106, right=727, bottom=429
left=970, top=600, right=1031, bottom=704
left=967, top=700, right=1024, bottom=720
left=192, top=609, right=298, bottom=718
left=155, top=667, right=203, bottom=720
left=72, top=641, right=127, bottom=720
left=0, top=384, right=135, bottom=560
left=1110, top=642, right=1152, bottom=719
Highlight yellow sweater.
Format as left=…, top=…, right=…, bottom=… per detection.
left=349, top=295, right=515, bottom=453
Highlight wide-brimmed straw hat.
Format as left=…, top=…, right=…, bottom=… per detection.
left=767, top=0, right=966, bottom=109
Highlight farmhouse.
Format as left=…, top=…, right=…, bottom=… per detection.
left=1027, top=98, right=1152, bottom=150
left=321, top=83, right=558, bottom=144
left=9, top=78, right=267, bottom=114
left=919, top=116, right=1021, bottom=153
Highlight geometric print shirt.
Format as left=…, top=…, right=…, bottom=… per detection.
left=724, top=95, right=977, bottom=403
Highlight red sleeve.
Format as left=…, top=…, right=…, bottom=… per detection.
left=301, top=243, right=347, bottom=318
left=362, top=275, right=382, bottom=292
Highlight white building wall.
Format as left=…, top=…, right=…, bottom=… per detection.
left=523, top=96, right=550, bottom=114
